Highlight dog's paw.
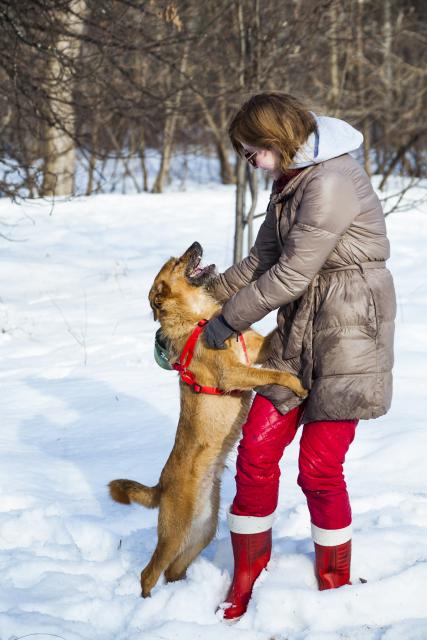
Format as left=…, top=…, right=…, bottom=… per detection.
left=295, top=382, right=309, bottom=399
left=279, top=373, right=309, bottom=398
left=141, top=567, right=155, bottom=598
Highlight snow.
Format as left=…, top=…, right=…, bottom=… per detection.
left=0, top=179, right=426, bottom=639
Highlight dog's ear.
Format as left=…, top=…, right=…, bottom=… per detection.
left=149, top=280, right=171, bottom=320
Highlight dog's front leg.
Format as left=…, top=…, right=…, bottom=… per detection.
left=219, top=364, right=308, bottom=398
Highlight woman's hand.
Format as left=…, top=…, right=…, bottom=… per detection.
left=204, top=315, right=236, bottom=349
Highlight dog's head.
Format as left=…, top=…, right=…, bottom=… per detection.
left=148, top=242, right=217, bottom=321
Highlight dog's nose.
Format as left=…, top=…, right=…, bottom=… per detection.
left=187, top=241, right=202, bottom=254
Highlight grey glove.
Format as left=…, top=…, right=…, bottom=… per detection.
left=204, top=315, right=236, bottom=349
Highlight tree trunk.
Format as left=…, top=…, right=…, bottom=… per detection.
left=152, top=43, right=190, bottom=194
left=244, top=0, right=260, bottom=253
left=41, top=0, right=88, bottom=197
left=328, top=0, right=340, bottom=114
left=139, top=138, right=149, bottom=192
left=382, top=0, right=393, bottom=161
left=194, top=90, right=234, bottom=185
left=86, top=150, right=96, bottom=196
left=215, top=140, right=234, bottom=184
left=86, top=104, right=99, bottom=196
left=217, top=71, right=234, bottom=184
left=135, top=55, right=149, bottom=191
left=233, top=0, right=260, bottom=262
left=247, top=165, right=258, bottom=250
left=355, top=0, right=371, bottom=176
left=233, top=0, right=247, bottom=264
left=234, top=156, right=246, bottom=264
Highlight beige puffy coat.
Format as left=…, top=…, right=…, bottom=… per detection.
left=213, top=154, right=396, bottom=421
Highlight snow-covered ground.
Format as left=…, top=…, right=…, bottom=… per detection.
left=0, top=178, right=426, bottom=640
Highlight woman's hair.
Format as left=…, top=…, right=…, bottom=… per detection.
left=228, top=92, right=317, bottom=173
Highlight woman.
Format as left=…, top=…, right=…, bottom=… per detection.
left=204, top=93, right=396, bottom=621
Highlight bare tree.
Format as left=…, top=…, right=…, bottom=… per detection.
left=41, top=0, right=88, bottom=196
left=152, top=42, right=190, bottom=193
left=0, top=0, right=425, bottom=208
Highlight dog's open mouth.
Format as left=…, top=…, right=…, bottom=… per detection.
left=187, top=257, right=217, bottom=285
left=183, top=242, right=217, bottom=286
left=188, top=257, right=216, bottom=279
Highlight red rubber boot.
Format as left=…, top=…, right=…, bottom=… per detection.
left=314, top=540, right=352, bottom=590
left=218, top=509, right=274, bottom=621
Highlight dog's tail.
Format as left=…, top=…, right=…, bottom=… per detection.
left=108, top=479, right=161, bottom=509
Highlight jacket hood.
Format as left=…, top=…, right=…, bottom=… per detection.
left=289, top=113, right=363, bottom=169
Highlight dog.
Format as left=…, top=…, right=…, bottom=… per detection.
left=109, top=242, right=307, bottom=597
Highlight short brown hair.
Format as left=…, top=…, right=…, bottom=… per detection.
left=228, top=92, right=317, bottom=174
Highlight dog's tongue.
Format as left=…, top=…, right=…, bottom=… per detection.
left=189, top=261, right=216, bottom=278
left=191, top=259, right=205, bottom=276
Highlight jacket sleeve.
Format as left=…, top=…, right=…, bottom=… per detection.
left=210, top=204, right=281, bottom=303
left=221, top=170, right=360, bottom=331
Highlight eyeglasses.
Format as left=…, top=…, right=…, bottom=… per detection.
left=243, top=149, right=258, bottom=167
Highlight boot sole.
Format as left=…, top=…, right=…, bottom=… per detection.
left=221, top=615, right=243, bottom=624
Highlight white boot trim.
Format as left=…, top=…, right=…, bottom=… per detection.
left=311, top=522, right=352, bottom=546
left=227, top=507, right=275, bottom=534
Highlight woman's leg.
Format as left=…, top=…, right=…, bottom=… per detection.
left=232, top=394, right=304, bottom=517
left=297, top=419, right=357, bottom=589
left=219, top=394, right=304, bottom=620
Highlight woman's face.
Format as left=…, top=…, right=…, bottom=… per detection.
left=241, top=143, right=281, bottom=178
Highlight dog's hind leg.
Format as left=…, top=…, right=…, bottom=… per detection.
left=243, top=330, right=275, bottom=364
left=140, top=493, right=196, bottom=597
left=141, top=538, right=182, bottom=597
left=164, top=528, right=216, bottom=583
left=141, top=523, right=187, bottom=596
left=164, top=478, right=221, bottom=583
left=163, top=524, right=215, bottom=583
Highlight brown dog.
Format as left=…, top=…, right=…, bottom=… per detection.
left=109, top=242, right=307, bottom=597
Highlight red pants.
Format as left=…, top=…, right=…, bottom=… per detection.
left=231, top=394, right=357, bottom=530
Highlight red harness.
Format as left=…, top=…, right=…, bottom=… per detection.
left=172, top=319, right=250, bottom=395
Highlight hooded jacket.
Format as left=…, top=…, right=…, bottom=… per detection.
left=212, top=115, right=396, bottom=421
